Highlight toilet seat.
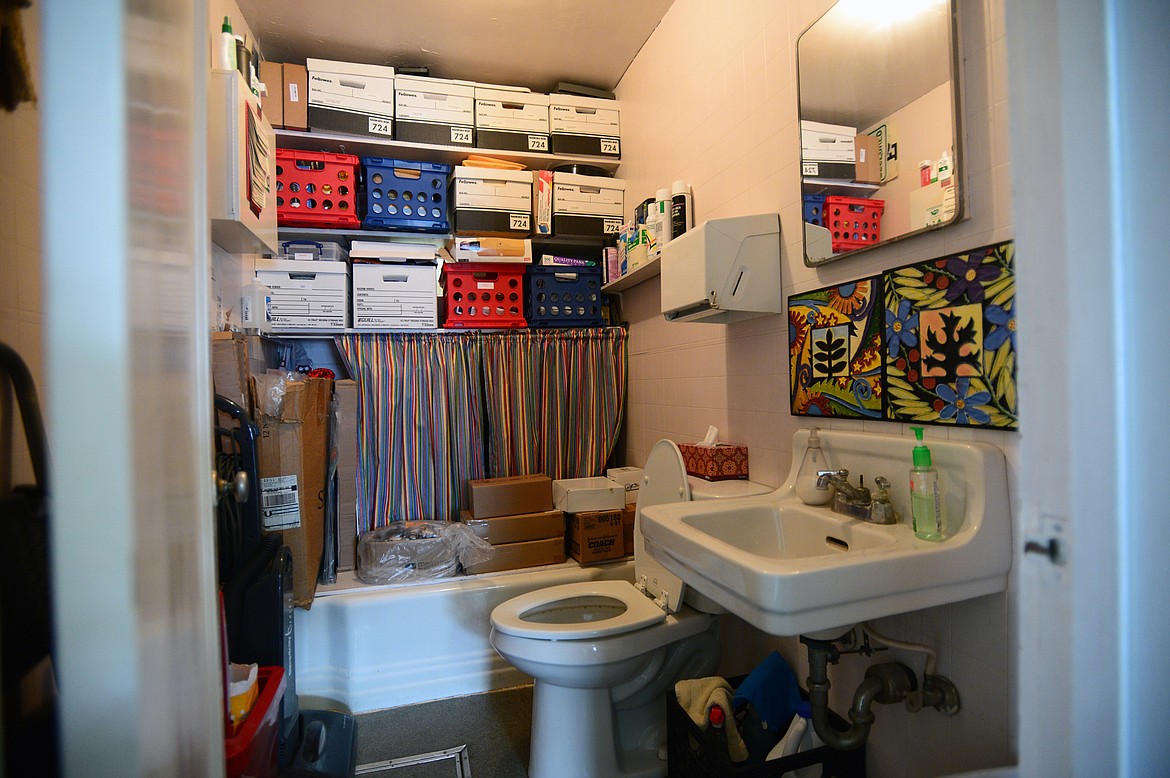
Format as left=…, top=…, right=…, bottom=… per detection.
left=490, top=579, right=666, bottom=640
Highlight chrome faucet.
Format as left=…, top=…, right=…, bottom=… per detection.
left=816, top=469, right=898, bottom=524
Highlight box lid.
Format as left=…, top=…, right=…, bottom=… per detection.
left=306, top=59, right=395, bottom=79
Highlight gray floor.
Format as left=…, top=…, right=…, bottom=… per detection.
left=353, top=685, right=533, bottom=777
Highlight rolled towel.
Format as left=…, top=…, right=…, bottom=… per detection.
left=674, top=676, right=750, bottom=762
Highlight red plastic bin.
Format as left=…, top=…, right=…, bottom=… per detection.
left=225, top=666, right=286, bottom=778
left=825, top=195, right=884, bottom=253
left=276, top=149, right=360, bottom=228
left=442, top=263, right=527, bottom=328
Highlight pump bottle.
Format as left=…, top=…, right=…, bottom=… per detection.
left=909, top=426, right=945, bottom=540
left=795, top=427, right=834, bottom=506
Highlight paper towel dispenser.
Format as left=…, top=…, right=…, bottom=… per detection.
left=660, top=213, right=782, bottom=324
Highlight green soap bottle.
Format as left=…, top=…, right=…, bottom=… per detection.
left=909, top=426, right=946, bottom=540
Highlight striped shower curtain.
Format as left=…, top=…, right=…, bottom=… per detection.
left=336, top=327, right=626, bottom=531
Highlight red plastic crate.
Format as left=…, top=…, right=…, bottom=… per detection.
left=225, top=666, right=285, bottom=778
left=825, top=195, right=884, bottom=253
left=276, top=149, right=360, bottom=228
left=442, top=263, right=527, bottom=328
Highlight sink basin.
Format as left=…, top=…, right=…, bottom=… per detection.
left=640, top=429, right=1012, bottom=636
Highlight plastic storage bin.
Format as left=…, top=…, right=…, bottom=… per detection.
left=225, top=666, right=286, bottom=778
left=524, top=265, right=604, bottom=327
left=666, top=676, right=866, bottom=778
left=275, top=149, right=360, bottom=228
left=280, top=239, right=348, bottom=262
left=802, top=194, right=826, bottom=227
left=361, top=157, right=452, bottom=232
left=442, top=262, right=526, bottom=328
left=825, top=195, right=884, bottom=253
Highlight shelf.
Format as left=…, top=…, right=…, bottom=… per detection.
left=266, top=325, right=624, bottom=338
left=802, top=178, right=881, bottom=197
left=602, top=257, right=660, bottom=293
left=278, top=226, right=451, bottom=249
left=276, top=128, right=621, bottom=174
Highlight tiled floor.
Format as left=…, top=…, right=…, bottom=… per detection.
left=353, top=685, right=532, bottom=777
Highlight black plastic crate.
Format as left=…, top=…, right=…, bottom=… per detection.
left=666, top=678, right=866, bottom=778
left=524, top=265, right=604, bottom=327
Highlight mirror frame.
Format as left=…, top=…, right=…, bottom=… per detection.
left=797, top=0, right=966, bottom=267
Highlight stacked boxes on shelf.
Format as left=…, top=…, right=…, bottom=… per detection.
left=275, top=149, right=360, bottom=228
left=394, top=75, right=476, bottom=147
left=254, top=254, right=349, bottom=331
left=462, top=475, right=565, bottom=574
left=306, top=59, right=395, bottom=139
left=349, top=241, right=440, bottom=329
left=524, top=265, right=604, bottom=327
left=799, top=119, right=856, bottom=180
left=554, top=477, right=628, bottom=564
left=360, top=157, right=452, bottom=232
left=450, top=236, right=533, bottom=264
left=551, top=171, right=625, bottom=239
left=441, top=262, right=527, bottom=328
left=451, top=166, right=533, bottom=236
left=549, top=94, right=621, bottom=158
left=474, top=86, right=550, bottom=153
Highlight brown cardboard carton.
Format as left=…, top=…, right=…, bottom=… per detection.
left=463, top=537, right=566, bottom=575
left=621, top=504, right=636, bottom=557
left=566, top=509, right=625, bottom=565
left=466, top=474, right=553, bottom=519
left=334, top=379, right=359, bottom=572
left=459, top=509, right=564, bottom=545
left=259, top=60, right=284, bottom=128
left=211, top=331, right=249, bottom=413
left=283, top=63, right=308, bottom=131
left=254, top=375, right=333, bottom=607
left=855, top=134, right=881, bottom=184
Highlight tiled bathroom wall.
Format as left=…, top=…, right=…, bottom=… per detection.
left=0, top=6, right=43, bottom=489
left=616, top=1, right=1017, bottom=775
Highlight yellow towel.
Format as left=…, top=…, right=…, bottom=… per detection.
left=674, top=676, right=749, bottom=762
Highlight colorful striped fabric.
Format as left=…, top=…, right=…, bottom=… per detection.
left=336, top=328, right=626, bottom=530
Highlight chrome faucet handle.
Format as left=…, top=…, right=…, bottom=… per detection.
left=874, top=476, right=891, bottom=491
left=816, top=468, right=849, bottom=489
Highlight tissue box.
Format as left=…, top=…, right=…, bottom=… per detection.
left=677, top=443, right=749, bottom=481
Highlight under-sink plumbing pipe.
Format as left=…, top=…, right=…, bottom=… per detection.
left=861, top=621, right=938, bottom=676
left=861, top=621, right=960, bottom=714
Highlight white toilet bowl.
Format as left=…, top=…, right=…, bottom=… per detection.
left=489, top=440, right=771, bottom=778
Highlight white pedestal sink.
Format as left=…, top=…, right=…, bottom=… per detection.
left=640, top=429, right=1011, bottom=636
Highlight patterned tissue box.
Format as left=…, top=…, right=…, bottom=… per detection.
left=677, top=443, right=749, bottom=481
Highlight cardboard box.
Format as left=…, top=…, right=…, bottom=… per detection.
left=466, top=474, right=553, bottom=519
left=549, top=94, right=621, bottom=158
left=254, top=376, right=333, bottom=607
left=475, top=87, right=550, bottom=152
left=463, top=536, right=566, bottom=575
left=259, top=60, right=284, bottom=128
left=351, top=262, right=439, bottom=329
left=533, top=170, right=553, bottom=236
left=565, top=509, right=625, bottom=564
left=395, top=75, right=475, bottom=146
left=307, top=58, right=395, bottom=138
left=450, top=236, right=533, bottom=263
left=452, top=166, right=533, bottom=236
left=334, top=379, right=359, bottom=572
left=212, top=331, right=250, bottom=412
left=621, top=504, right=636, bottom=555
left=677, top=443, right=750, bottom=481
left=459, top=509, right=565, bottom=544
left=553, top=476, right=625, bottom=513
left=283, top=63, right=308, bottom=131
left=854, top=134, right=881, bottom=184
left=254, top=257, right=349, bottom=330
left=606, top=466, right=643, bottom=506
left=552, top=172, right=625, bottom=239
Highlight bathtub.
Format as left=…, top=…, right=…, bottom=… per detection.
left=294, top=560, right=636, bottom=713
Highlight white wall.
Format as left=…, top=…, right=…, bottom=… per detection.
left=615, top=1, right=1016, bottom=775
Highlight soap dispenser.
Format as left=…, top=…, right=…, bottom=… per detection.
left=796, top=427, right=834, bottom=505
left=909, top=426, right=946, bottom=540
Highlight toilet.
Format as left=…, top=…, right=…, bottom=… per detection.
left=489, top=440, right=771, bottom=778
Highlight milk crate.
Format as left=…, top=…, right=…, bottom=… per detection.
left=441, top=262, right=526, bottom=328
left=802, top=193, right=826, bottom=227
left=524, top=265, right=604, bottom=327
left=825, top=195, right=884, bottom=253
left=275, top=149, right=360, bottom=228
left=361, top=157, right=452, bottom=232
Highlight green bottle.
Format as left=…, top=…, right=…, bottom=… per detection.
left=909, top=426, right=945, bottom=540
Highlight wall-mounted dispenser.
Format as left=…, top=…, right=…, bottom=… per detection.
left=660, top=213, right=781, bottom=324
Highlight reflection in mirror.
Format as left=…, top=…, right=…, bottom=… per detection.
left=798, top=0, right=962, bottom=266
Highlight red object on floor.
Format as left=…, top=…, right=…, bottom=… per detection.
left=225, top=666, right=286, bottom=778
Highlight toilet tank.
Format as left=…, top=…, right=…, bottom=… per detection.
left=688, top=476, right=771, bottom=500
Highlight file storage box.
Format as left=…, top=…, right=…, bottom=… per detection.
left=552, top=171, right=625, bottom=239
left=361, top=157, right=452, bottom=232
left=275, top=149, right=360, bottom=228
left=549, top=94, right=621, bottom=158
left=441, top=262, right=526, bottom=328
left=475, top=87, right=550, bottom=153
left=394, top=75, right=475, bottom=146
left=524, top=265, right=604, bottom=327
left=255, top=257, right=349, bottom=330
left=452, top=167, right=533, bottom=236
left=351, top=262, right=438, bottom=329
left=306, top=59, right=395, bottom=138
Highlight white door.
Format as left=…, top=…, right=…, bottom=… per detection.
left=41, top=0, right=224, bottom=774
left=1009, top=0, right=1170, bottom=774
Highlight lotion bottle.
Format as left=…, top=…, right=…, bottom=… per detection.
left=671, top=179, right=693, bottom=238
left=795, top=427, right=834, bottom=506
left=909, top=426, right=945, bottom=540
left=218, top=16, right=237, bottom=71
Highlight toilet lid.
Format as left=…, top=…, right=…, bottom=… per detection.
left=633, top=440, right=692, bottom=615
left=490, top=579, right=667, bottom=640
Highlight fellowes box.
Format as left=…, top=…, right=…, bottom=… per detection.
left=801, top=119, right=856, bottom=180
left=566, top=509, right=625, bottom=565
left=475, top=87, right=550, bottom=153
left=351, top=262, right=438, bottom=329
left=552, top=171, right=625, bottom=239
left=550, top=94, right=621, bottom=158
left=395, top=75, right=475, bottom=146
left=254, top=257, right=349, bottom=330
left=452, top=167, right=533, bottom=236
left=307, top=58, right=395, bottom=138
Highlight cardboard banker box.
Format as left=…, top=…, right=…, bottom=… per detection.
left=253, top=375, right=333, bottom=607
left=466, top=474, right=553, bottom=519
left=566, top=509, right=626, bottom=565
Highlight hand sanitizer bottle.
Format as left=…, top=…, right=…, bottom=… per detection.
left=796, top=427, right=834, bottom=505
left=909, top=426, right=946, bottom=540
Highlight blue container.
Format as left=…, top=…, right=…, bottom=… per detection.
left=361, top=157, right=451, bottom=232
left=802, top=193, right=826, bottom=227
left=525, top=266, right=605, bottom=327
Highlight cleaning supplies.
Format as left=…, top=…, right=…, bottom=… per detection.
left=795, top=427, right=834, bottom=506
left=671, top=179, right=693, bottom=238
left=909, top=426, right=945, bottom=540
left=218, top=16, right=237, bottom=71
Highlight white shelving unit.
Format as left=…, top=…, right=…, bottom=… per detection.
left=602, top=257, right=659, bottom=293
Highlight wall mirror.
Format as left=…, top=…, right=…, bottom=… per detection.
left=798, top=0, right=963, bottom=266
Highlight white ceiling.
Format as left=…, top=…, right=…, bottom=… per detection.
left=236, top=0, right=676, bottom=93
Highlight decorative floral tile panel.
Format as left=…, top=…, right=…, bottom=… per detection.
left=882, top=240, right=1017, bottom=428
left=789, top=277, right=885, bottom=419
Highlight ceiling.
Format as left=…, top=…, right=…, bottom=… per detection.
left=236, top=0, right=676, bottom=94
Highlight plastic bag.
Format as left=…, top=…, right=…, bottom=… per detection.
left=356, top=521, right=495, bottom=584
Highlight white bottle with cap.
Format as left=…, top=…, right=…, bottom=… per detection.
left=671, top=180, right=693, bottom=238
left=655, top=187, right=674, bottom=247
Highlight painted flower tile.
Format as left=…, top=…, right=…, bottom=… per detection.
left=882, top=240, right=1017, bottom=428
left=789, top=277, right=884, bottom=419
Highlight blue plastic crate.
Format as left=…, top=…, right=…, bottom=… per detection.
left=361, top=157, right=452, bottom=232
left=525, top=266, right=605, bottom=327
left=803, top=193, right=826, bottom=227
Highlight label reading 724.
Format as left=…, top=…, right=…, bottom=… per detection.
left=369, top=116, right=392, bottom=136
left=451, top=126, right=473, bottom=145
